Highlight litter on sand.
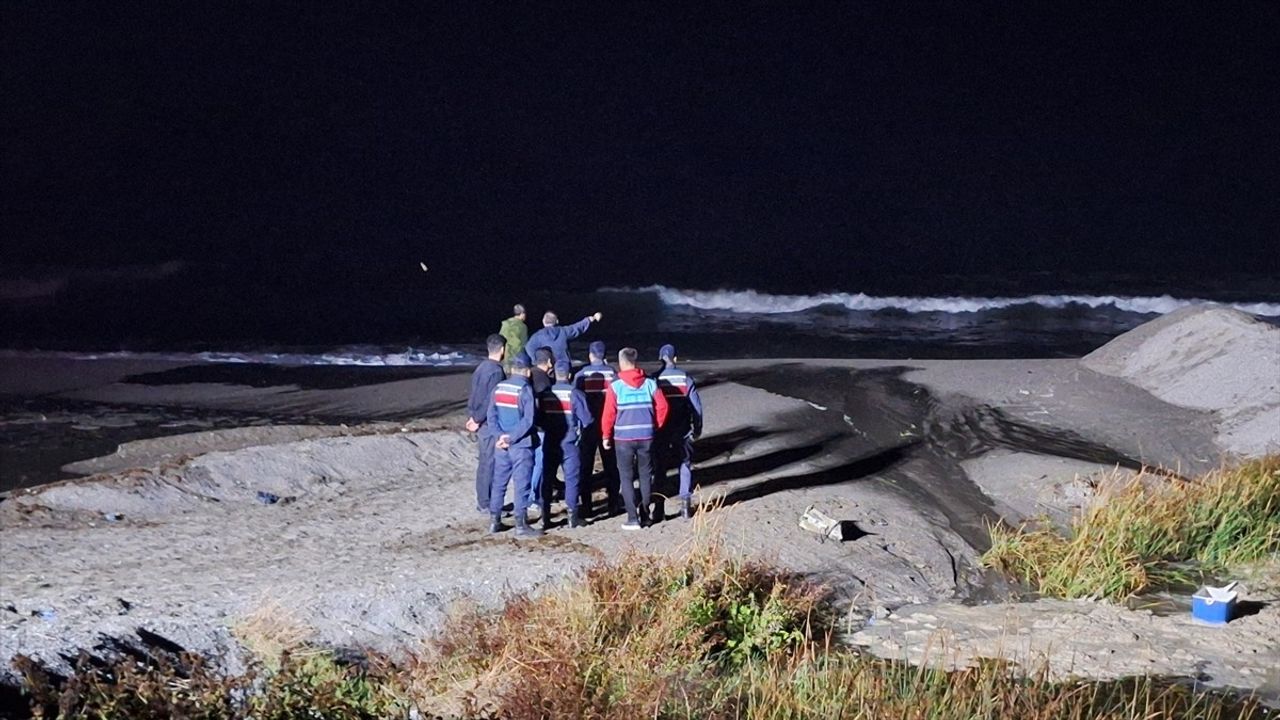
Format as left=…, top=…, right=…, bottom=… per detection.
left=799, top=505, right=847, bottom=542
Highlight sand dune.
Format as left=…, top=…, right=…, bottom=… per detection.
left=1, top=305, right=1277, bottom=696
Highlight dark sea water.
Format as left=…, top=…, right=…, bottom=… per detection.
left=3, top=265, right=1279, bottom=365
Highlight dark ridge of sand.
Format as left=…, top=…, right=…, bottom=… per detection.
left=0, top=361, right=474, bottom=492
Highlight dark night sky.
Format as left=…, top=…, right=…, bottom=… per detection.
left=3, top=3, right=1279, bottom=294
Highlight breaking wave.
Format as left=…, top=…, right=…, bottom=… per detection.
left=605, top=286, right=1280, bottom=317
left=0, top=346, right=472, bottom=367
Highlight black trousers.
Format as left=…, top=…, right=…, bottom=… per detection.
left=579, top=426, right=620, bottom=511
left=475, top=431, right=496, bottom=510
left=615, top=440, right=653, bottom=522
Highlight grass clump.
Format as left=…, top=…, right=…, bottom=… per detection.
left=714, top=652, right=1259, bottom=720
left=983, top=456, right=1280, bottom=600
left=406, top=528, right=827, bottom=718
left=14, top=647, right=405, bottom=720
left=14, top=652, right=238, bottom=720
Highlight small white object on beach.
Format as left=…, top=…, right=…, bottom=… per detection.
left=799, top=504, right=845, bottom=542
left=419, top=262, right=429, bottom=272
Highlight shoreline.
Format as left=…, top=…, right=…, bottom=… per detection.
left=0, top=354, right=1221, bottom=493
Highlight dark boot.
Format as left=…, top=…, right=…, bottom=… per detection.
left=568, top=509, right=586, bottom=528
left=680, top=498, right=693, bottom=520
left=515, top=511, right=544, bottom=538
left=488, top=513, right=503, bottom=534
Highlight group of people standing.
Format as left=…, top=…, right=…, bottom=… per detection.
left=465, top=304, right=704, bottom=538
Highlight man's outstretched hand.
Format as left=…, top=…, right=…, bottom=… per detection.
left=592, top=311, right=603, bottom=322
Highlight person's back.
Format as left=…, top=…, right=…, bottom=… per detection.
left=538, top=383, right=574, bottom=439
left=488, top=375, right=535, bottom=449
left=467, top=361, right=506, bottom=435
left=527, top=348, right=556, bottom=518
left=602, top=347, right=669, bottom=529
left=486, top=357, right=542, bottom=538
left=574, top=344, right=617, bottom=419
left=575, top=341, right=619, bottom=516
left=543, top=363, right=592, bottom=445
left=465, top=334, right=507, bottom=512
left=498, top=304, right=528, bottom=371
left=541, top=360, right=594, bottom=527
left=525, top=310, right=603, bottom=364
left=655, top=346, right=703, bottom=438
left=607, top=371, right=661, bottom=443
left=653, top=344, right=704, bottom=519
left=530, top=364, right=554, bottom=395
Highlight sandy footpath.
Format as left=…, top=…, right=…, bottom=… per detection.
left=1, top=305, right=1277, bottom=698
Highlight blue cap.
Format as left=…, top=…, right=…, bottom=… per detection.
left=659, top=343, right=676, bottom=360
left=554, top=359, right=571, bottom=376
left=511, top=355, right=531, bottom=370
left=588, top=340, right=606, bottom=357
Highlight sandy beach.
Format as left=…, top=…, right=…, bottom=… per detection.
left=2, top=305, right=1278, bottom=703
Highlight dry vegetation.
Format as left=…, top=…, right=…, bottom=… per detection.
left=11, top=504, right=1272, bottom=719
left=983, top=456, right=1280, bottom=601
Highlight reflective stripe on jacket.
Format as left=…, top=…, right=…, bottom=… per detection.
left=609, top=377, right=658, bottom=442
left=573, top=363, right=616, bottom=417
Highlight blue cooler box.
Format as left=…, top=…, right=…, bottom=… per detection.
left=1191, top=584, right=1238, bottom=624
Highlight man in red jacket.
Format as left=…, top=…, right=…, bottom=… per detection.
left=602, top=347, right=669, bottom=529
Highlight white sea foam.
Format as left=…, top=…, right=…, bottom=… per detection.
left=604, top=286, right=1280, bottom=317
left=0, top=347, right=472, bottom=367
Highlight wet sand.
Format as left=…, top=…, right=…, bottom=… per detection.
left=0, top=360, right=472, bottom=492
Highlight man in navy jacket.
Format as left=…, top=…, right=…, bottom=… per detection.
left=524, top=310, right=604, bottom=363
left=654, top=344, right=705, bottom=520
left=526, top=348, right=555, bottom=517
left=539, top=360, right=594, bottom=528
left=574, top=341, right=619, bottom=516
left=487, top=355, right=542, bottom=538
left=465, top=334, right=506, bottom=512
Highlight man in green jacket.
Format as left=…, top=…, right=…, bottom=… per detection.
left=499, top=304, right=528, bottom=371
